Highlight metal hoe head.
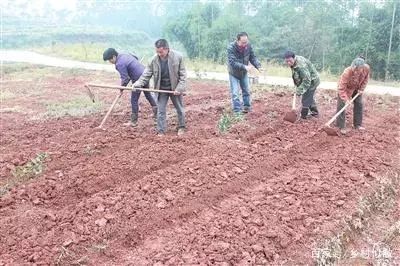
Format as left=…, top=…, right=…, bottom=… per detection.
left=283, top=111, right=297, bottom=123
left=323, top=126, right=339, bottom=136
left=85, top=85, right=96, bottom=103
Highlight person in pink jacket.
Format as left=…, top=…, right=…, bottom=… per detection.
left=336, top=56, right=370, bottom=134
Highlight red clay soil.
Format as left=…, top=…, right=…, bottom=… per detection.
left=0, top=69, right=399, bottom=265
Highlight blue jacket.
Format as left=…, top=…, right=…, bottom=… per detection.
left=115, top=53, right=144, bottom=86
left=227, top=41, right=261, bottom=79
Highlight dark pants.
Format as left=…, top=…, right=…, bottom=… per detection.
left=131, top=90, right=157, bottom=114
left=300, top=79, right=320, bottom=119
left=336, top=90, right=363, bottom=129
left=157, top=92, right=185, bottom=134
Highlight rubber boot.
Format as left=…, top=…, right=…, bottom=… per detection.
left=300, top=107, right=309, bottom=119
left=309, top=105, right=319, bottom=117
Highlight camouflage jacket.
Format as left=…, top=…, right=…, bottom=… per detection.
left=290, top=56, right=320, bottom=95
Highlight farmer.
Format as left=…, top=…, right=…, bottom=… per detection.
left=284, top=51, right=320, bottom=120
left=103, top=48, right=158, bottom=127
left=336, top=56, right=370, bottom=134
left=133, top=39, right=187, bottom=136
left=227, top=32, right=262, bottom=114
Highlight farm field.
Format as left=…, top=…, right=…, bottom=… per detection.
left=0, top=65, right=399, bottom=265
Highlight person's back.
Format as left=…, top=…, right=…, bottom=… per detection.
left=103, top=48, right=157, bottom=127
left=336, top=57, right=370, bottom=134
left=293, top=56, right=319, bottom=82
left=339, top=65, right=370, bottom=95
left=115, top=53, right=145, bottom=85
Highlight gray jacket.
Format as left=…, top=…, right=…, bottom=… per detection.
left=133, top=49, right=187, bottom=93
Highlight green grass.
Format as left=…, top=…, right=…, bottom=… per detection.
left=0, top=90, right=16, bottom=101
left=1, top=153, right=49, bottom=197
left=34, top=43, right=109, bottom=64
left=1, top=63, right=32, bottom=75
left=33, top=42, right=154, bottom=64
left=41, top=97, right=103, bottom=119
left=218, top=109, right=244, bottom=133
left=0, top=107, right=24, bottom=113
left=12, top=153, right=48, bottom=179
left=2, top=64, right=60, bottom=82
left=313, top=172, right=399, bottom=265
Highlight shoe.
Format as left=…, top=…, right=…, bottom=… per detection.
left=310, top=106, right=319, bottom=118
left=300, top=107, right=309, bottom=119
left=125, top=113, right=138, bottom=127
left=124, top=121, right=138, bottom=127
left=340, top=128, right=347, bottom=135
left=242, top=107, right=251, bottom=114
left=355, top=126, right=365, bottom=131
left=177, top=128, right=185, bottom=136
left=157, top=132, right=165, bottom=137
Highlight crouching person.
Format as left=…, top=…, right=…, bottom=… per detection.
left=103, top=48, right=157, bottom=127
left=336, top=56, right=370, bottom=134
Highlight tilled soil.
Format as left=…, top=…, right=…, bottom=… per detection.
left=0, top=68, right=399, bottom=265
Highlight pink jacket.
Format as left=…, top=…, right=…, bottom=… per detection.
left=338, top=65, right=370, bottom=100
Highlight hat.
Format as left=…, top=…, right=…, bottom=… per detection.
left=351, top=57, right=365, bottom=68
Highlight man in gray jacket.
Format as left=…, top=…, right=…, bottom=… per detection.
left=133, top=39, right=187, bottom=136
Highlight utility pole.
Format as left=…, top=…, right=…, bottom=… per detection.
left=385, top=2, right=396, bottom=82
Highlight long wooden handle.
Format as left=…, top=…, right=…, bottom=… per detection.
left=291, top=93, right=296, bottom=110
left=87, top=83, right=176, bottom=94
left=325, top=92, right=360, bottom=127
left=98, top=91, right=123, bottom=129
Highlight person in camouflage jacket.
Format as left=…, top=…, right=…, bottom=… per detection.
left=284, top=51, right=320, bottom=119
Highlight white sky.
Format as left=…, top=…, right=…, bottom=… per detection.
left=2, top=0, right=79, bottom=16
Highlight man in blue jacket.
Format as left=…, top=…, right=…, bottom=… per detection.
left=227, top=32, right=262, bottom=114
left=103, top=48, right=158, bottom=127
